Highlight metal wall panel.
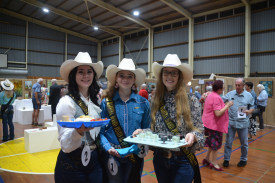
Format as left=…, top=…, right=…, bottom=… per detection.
left=194, top=36, right=245, bottom=57
left=28, top=65, right=60, bottom=77
left=102, top=56, right=119, bottom=67
left=102, top=43, right=119, bottom=56
left=125, top=50, right=148, bottom=64
left=28, top=37, right=64, bottom=53
left=194, top=56, right=244, bottom=75
left=251, top=54, right=275, bottom=73
left=0, top=49, right=25, bottom=63
left=194, top=15, right=245, bottom=40
left=29, top=23, right=64, bottom=41
left=251, top=31, right=275, bottom=52
left=0, top=13, right=26, bottom=26
left=67, top=43, right=97, bottom=57
left=0, top=34, right=25, bottom=49
left=154, top=44, right=188, bottom=61
left=252, top=8, right=275, bottom=31
left=28, top=52, right=64, bottom=65
left=68, top=35, right=97, bottom=45
left=154, top=28, right=188, bottom=47
left=124, top=36, right=148, bottom=51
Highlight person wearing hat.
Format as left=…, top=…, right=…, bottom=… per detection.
left=54, top=52, right=104, bottom=183
left=100, top=58, right=151, bottom=183
left=0, top=79, right=16, bottom=142
left=150, top=54, right=205, bottom=183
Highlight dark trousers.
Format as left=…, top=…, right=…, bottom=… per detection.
left=54, top=148, right=103, bottom=183
left=252, top=105, right=266, bottom=129
left=2, top=105, right=14, bottom=141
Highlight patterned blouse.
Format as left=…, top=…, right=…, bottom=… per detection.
left=153, top=91, right=205, bottom=153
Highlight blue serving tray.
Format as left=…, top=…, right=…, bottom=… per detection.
left=57, top=119, right=110, bottom=128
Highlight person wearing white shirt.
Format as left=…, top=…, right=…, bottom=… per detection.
left=54, top=52, right=104, bottom=183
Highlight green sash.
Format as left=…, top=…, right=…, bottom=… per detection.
left=106, top=98, right=136, bottom=164
left=159, top=102, right=202, bottom=183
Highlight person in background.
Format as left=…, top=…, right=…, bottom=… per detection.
left=148, top=85, right=156, bottom=104
left=194, top=86, right=201, bottom=100
left=199, top=86, right=212, bottom=104
left=254, top=84, right=268, bottom=129
left=202, top=80, right=233, bottom=171
left=32, top=78, right=43, bottom=126
left=41, top=84, right=48, bottom=105
left=138, top=83, right=148, bottom=100
left=150, top=54, right=204, bottom=183
left=244, top=82, right=257, bottom=140
left=54, top=52, right=104, bottom=183
left=222, top=78, right=254, bottom=168
left=0, top=79, right=16, bottom=142
left=100, top=58, right=150, bottom=183
left=48, top=79, right=61, bottom=119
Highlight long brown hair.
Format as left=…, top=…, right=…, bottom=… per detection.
left=151, top=68, right=196, bottom=131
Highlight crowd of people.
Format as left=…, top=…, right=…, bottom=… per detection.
left=0, top=51, right=270, bottom=183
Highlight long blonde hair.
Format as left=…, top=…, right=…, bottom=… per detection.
left=101, top=72, right=138, bottom=100
left=151, top=69, right=196, bottom=131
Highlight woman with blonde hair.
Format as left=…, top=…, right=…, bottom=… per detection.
left=100, top=58, right=151, bottom=183
left=151, top=54, right=204, bottom=183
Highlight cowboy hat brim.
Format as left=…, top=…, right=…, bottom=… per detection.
left=152, top=62, right=193, bottom=84
left=106, top=64, right=146, bottom=87
left=60, top=59, right=103, bottom=82
left=1, top=80, right=14, bottom=91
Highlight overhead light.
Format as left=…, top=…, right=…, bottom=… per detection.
left=93, top=26, right=99, bottom=31
left=42, top=8, right=49, bottom=13
left=187, top=81, right=192, bottom=86
left=133, top=10, right=140, bottom=16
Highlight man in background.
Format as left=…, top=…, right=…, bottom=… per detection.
left=138, top=83, right=148, bottom=100
left=48, top=79, right=61, bottom=119
left=32, top=78, right=43, bottom=126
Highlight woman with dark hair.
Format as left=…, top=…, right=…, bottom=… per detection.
left=202, top=80, right=233, bottom=171
left=54, top=52, right=104, bottom=183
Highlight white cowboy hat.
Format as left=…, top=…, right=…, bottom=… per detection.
left=106, top=58, right=146, bottom=87
left=152, top=54, right=193, bottom=84
left=1, top=79, right=14, bottom=90
left=60, top=52, right=103, bottom=82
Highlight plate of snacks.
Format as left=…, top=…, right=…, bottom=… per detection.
left=57, top=115, right=110, bottom=128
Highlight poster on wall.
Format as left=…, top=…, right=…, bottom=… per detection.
left=25, top=81, right=32, bottom=90
left=11, top=80, right=23, bottom=97
left=259, top=81, right=273, bottom=97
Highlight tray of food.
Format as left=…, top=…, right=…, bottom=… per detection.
left=57, top=115, right=110, bottom=128
left=123, top=132, right=187, bottom=149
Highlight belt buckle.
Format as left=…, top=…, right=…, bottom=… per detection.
left=163, top=150, right=172, bottom=159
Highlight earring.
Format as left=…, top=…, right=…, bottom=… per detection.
left=115, top=83, right=119, bottom=88
left=132, top=84, right=136, bottom=90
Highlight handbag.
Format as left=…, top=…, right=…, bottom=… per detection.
left=0, top=94, right=14, bottom=119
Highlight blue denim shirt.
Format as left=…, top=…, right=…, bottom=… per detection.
left=32, top=82, right=42, bottom=99
left=222, top=90, right=254, bottom=129
left=249, top=90, right=257, bottom=109
left=257, top=90, right=268, bottom=107
left=195, top=91, right=201, bottom=100
left=100, top=91, right=151, bottom=151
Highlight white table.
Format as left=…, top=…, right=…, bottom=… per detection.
left=24, top=127, right=60, bottom=153
left=41, top=105, right=52, bottom=121
left=16, top=109, right=44, bottom=125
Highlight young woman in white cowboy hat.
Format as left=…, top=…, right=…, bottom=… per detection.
left=150, top=54, right=205, bottom=183
left=54, top=52, right=104, bottom=183
left=0, top=79, right=16, bottom=142
left=100, top=58, right=151, bottom=183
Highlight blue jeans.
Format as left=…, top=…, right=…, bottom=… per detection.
left=54, top=149, right=103, bottom=183
left=2, top=105, right=14, bottom=141
left=153, top=151, right=194, bottom=183
left=224, top=126, right=248, bottom=161
left=32, top=98, right=41, bottom=109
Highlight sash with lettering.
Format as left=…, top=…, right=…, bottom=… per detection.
left=159, top=102, right=202, bottom=183
left=68, top=94, right=100, bottom=148
left=106, top=98, right=136, bottom=164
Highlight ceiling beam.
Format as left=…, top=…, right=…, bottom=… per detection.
left=86, top=0, right=151, bottom=28
left=21, top=0, right=121, bottom=36
left=160, top=0, right=192, bottom=19
left=241, top=0, right=250, bottom=6
left=0, top=8, right=99, bottom=42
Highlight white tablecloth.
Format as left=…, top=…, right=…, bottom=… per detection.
left=41, top=105, right=52, bottom=121
left=16, top=109, right=44, bottom=125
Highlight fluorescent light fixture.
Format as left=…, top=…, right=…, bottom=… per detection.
left=42, top=8, right=49, bottom=13
left=93, top=26, right=99, bottom=31
left=133, top=10, right=140, bottom=16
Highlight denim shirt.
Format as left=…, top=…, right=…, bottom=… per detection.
left=100, top=91, right=151, bottom=151
left=257, top=90, right=268, bottom=107
left=32, top=82, right=42, bottom=99
left=222, top=90, right=254, bottom=129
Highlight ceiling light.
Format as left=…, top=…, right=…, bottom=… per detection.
left=93, top=26, right=99, bottom=31
left=42, top=8, right=49, bottom=13
left=133, top=10, right=140, bottom=16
